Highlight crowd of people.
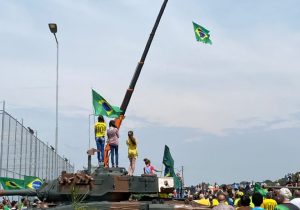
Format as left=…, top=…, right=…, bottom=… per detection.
left=183, top=183, right=300, bottom=210
left=0, top=197, right=42, bottom=209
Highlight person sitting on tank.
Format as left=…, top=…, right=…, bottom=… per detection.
left=143, top=158, right=161, bottom=175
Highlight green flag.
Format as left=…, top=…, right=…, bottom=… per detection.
left=92, top=89, right=122, bottom=118
left=0, top=177, right=24, bottom=190
left=174, top=176, right=182, bottom=189
left=163, top=145, right=175, bottom=177
left=24, top=176, right=43, bottom=189
left=193, top=22, right=212, bottom=44
left=254, top=183, right=267, bottom=197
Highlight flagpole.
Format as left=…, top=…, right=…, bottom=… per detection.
left=160, top=164, right=164, bottom=177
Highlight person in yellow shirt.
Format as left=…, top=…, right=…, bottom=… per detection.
left=195, top=194, right=210, bottom=206
left=94, top=115, right=106, bottom=165
left=262, top=192, right=277, bottom=210
left=126, top=130, right=138, bottom=176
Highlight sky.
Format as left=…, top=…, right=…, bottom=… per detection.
left=1, top=0, right=300, bottom=186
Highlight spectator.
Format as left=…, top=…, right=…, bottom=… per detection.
left=237, top=195, right=252, bottom=210
left=252, top=192, right=264, bottom=210
left=176, top=173, right=184, bottom=199
left=2, top=199, right=9, bottom=210
left=262, top=192, right=277, bottom=210
left=274, top=188, right=299, bottom=210
left=291, top=190, right=300, bottom=209
left=21, top=200, right=29, bottom=209
left=10, top=201, right=17, bottom=210
left=212, top=193, right=234, bottom=210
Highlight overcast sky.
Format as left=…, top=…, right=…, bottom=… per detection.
left=1, top=0, right=300, bottom=186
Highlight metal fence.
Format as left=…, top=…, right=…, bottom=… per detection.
left=0, top=107, right=74, bottom=181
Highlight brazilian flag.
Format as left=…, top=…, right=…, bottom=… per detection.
left=192, top=22, right=212, bottom=44
left=0, top=177, right=24, bottom=190
left=24, top=176, right=43, bottom=189
left=92, top=89, right=122, bottom=118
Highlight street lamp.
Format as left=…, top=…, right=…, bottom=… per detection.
left=88, top=114, right=96, bottom=149
left=0, top=101, right=5, bottom=177
left=48, top=23, right=59, bottom=154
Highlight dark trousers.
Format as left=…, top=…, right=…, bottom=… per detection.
left=110, top=144, right=118, bottom=167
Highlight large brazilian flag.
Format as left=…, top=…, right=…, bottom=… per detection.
left=0, top=177, right=24, bottom=190
left=92, top=89, right=122, bottom=118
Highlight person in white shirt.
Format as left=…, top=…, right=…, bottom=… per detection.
left=291, top=190, right=300, bottom=209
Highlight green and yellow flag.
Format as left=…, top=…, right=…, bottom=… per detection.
left=92, top=89, right=122, bottom=118
left=163, top=145, right=175, bottom=177
left=24, top=176, right=43, bottom=189
left=193, top=22, right=212, bottom=44
left=254, top=182, right=267, bottom=197
left=0, top=177, right=24, bottom=190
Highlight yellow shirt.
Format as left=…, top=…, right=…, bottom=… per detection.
left=262, top=198, right=277, bottom=210
left=195, top=198, right=210, bottom=206
left=95, top=122, right=106, bottom=137
left=126, top=138, right=138, bottom=158
left=212, top=199, right=228, bottom=206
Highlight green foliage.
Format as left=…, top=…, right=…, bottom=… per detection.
left=70, top=186, right=88, bottom=210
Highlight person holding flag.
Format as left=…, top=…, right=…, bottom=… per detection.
left=92, top=89, right=123, bottom=167
left=94, top=115, right=106, bottom=166
left=107, top=120, right=119, bottom=168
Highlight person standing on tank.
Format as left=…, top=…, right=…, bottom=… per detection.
left=126, top=130, right=138, bottom=176
left=107, top=120, right=119, bottom=167
left=94, top=115, right=106, bottom=166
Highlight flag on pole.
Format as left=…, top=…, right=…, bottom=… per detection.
left=92, top=89, right=123, bottom=118
left=162, top=145, right=175, bottom=177
left=24, top=176, right=43, bottom=189
left=0, top=177, right=24, bottom=190
left=254, top=183, right=267, bottom=197
left=193, top=22, right=212, bottom=44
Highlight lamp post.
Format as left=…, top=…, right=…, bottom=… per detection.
left=0, top=101, right=5, bottom=177
left=88, top=114, right=96, bottom=149
left=48, top=23, right=59, bottom=154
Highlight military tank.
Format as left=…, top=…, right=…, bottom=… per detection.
left=0, top=148, right=175, bottom=203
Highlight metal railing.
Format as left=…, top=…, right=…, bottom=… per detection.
left=0, top=107, right=74, bottom=181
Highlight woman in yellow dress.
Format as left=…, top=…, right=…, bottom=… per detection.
left=126, top=130, right=138, bottom=176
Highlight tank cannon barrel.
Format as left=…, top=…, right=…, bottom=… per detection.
left=0, top=189, right=37, bottom=197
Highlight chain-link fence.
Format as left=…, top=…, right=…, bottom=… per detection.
left=0, top=108, right=74, bottom=181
